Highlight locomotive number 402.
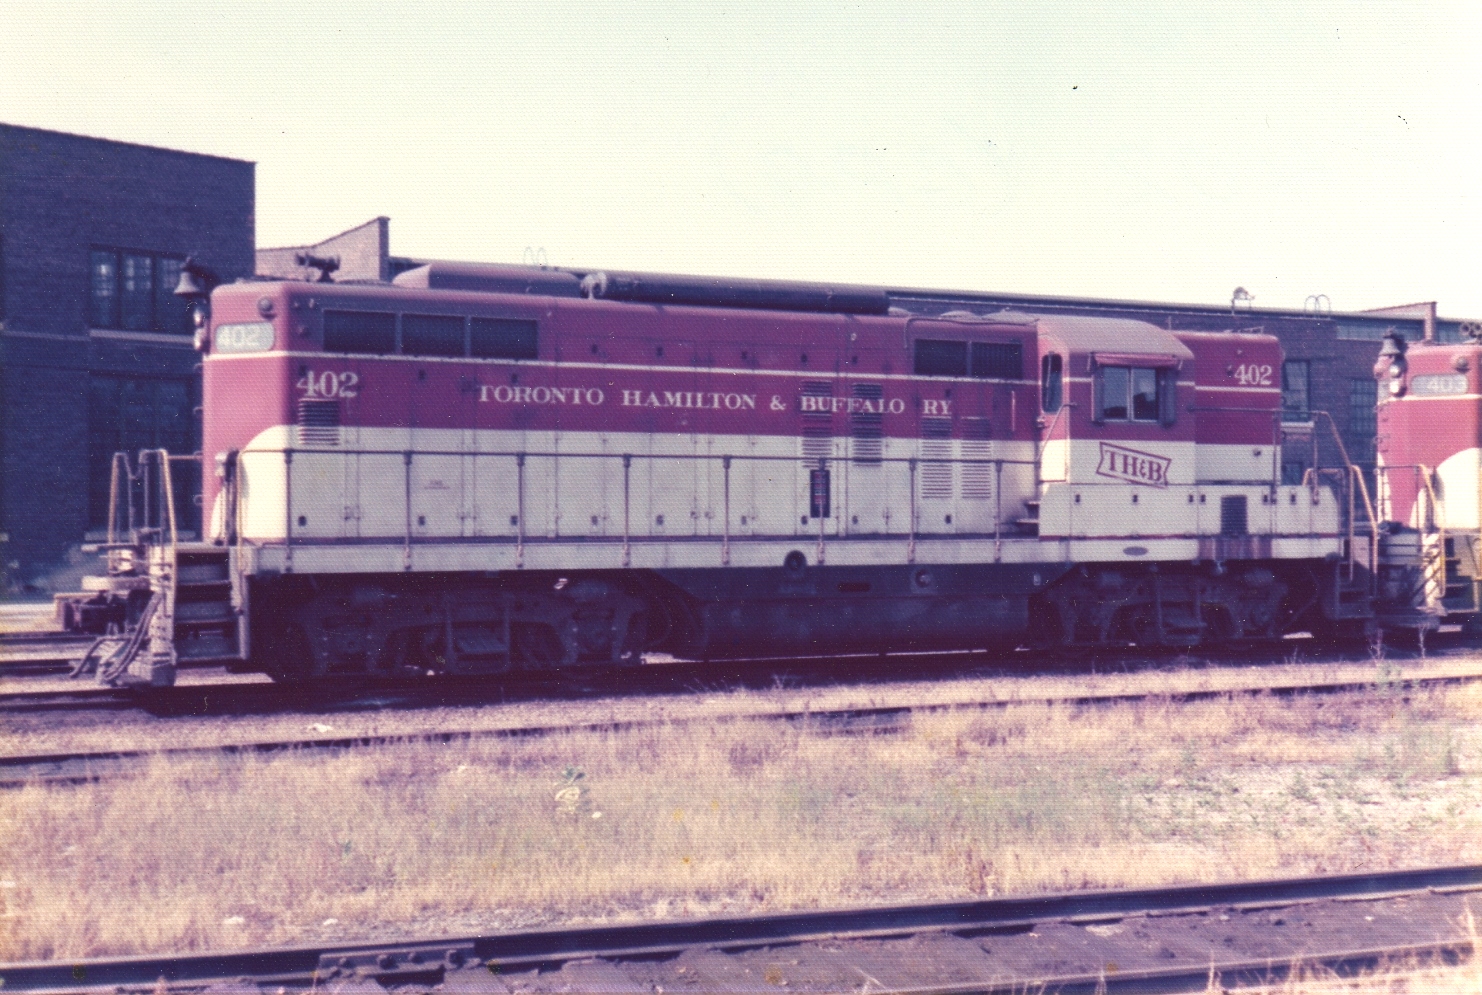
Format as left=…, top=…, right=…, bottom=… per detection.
left=295, top=371, right=360, bottom=399
left=1233, top=363, right=1274, bottom=386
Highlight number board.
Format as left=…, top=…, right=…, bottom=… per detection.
left=214, top=322, right=275, bottom=353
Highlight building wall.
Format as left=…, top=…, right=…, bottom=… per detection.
left=256, top=217, right=388, bottom=283
left=0, top=124, right=254, bottom=590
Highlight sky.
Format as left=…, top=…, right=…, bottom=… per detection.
left=2, top=1, right=1478, bottom=315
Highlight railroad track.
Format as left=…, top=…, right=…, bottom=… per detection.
left=1, top=624, right=1473, bottom=705
left=0, top=629, right=91, bottom=645
left=6, top=669, right=1480, bottom=788
left=0, top=624, right=1470, bottom=685
left=2, top=864, right=1476, bottom=993
left=0, top=687, right=144, bottom=716
left=0, top=639, right=233, bottom=679
left=0, top=632, right=96, bottom=677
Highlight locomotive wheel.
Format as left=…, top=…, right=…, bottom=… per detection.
left=618, top=609, right=655, bottom=662
left=511, top=622, right=566, bottom=669
left=258, top=621, right=320, bottom=683
left=1025, top=599, right=1065, bottom=649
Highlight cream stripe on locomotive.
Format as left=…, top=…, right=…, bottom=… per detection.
left=218, top=423, right=1342, bottom=577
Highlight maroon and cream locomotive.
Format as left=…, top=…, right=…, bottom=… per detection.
left=85, top=261, right=1429, bottom=685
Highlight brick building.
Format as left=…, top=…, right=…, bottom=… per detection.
left=256, top=216, right=420, bottom=284
left=0, top=123, right=254, bottom=590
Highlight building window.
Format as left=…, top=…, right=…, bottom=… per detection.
left=1336, top=321, right=1423, bottom=342
left=1281, top=360, right=1311, bottom=422
left=89, top=248, right=192, bottom=333
left=1350, top=378, right=1378, bottom=439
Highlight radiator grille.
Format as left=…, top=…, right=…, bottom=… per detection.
left=800, top=380, right=834, bottom=460
left=960, top=417, right=992, bottom=499
left=920, top=417, right=953, bottom=499
left=850, top=383, right=883, bottom=464
left=297, top=399, right=341, bottom=446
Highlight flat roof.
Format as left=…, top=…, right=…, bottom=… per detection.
left=887, top=284, right=1467, bottom=325
left=0, top=121, right=254, bottom=166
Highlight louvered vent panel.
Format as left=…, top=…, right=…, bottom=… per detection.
left=297, top=399, right=341, bottom=446
left=920, top=417, right=953, bottom=499
left=800, top=380, right=834, bottom=460
left=961, top=417, right=993, bottom=499
left=850, top=383, right=884, bottom=464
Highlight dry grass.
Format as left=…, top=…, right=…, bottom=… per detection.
left=1221, top=905, right=1481, bottom=993
left=1225, top=961, right=1481, bottom=995
left=8, top=646, right=1482, bottom=760
left=2, top=681, right=1479, bottom=963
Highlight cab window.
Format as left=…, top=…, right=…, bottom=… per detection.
left=1040, top=354, right=1063, bottom=413
left=1096, top=366, right=1172, bottom=424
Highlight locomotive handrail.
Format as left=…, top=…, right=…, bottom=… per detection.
left=229, top=445, right=1350, bottom=572
left=1418, top=465, right=1445, bottom=533
left=1349, top=465, right=1379, bottom=578
left=106, top=452, right=124, bottom=546
left=1033, top=402, right=1073, bottom=486
left=103, top=450, right=203, bottom=551
left=156, top=449, right=180, bottom=550
left=1410, top=465, right=1446, bottom=613
left=235, top=445, right=1040, bottom=467
left=251, top=446, right=1046, bottom=572
left=1311, top=410, right=1378, bottom=580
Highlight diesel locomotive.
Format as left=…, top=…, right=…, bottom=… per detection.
left=70, top=262, right=1469, bottom=685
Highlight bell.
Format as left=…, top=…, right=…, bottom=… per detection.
left=173, top=256, right=219, bottom=300
left=173, top=267, right=209, bottom=299
left=1378, top=330, right=1406, bottom=360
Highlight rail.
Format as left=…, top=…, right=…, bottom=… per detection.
left=2, top=864, right=1477, bottom=993
left=12, top=667, right=1482, bottom=785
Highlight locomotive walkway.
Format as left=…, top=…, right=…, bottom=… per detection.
left=1, top=865, right=1476, bottom=993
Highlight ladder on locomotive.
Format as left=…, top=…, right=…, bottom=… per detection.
left=1369, top=462, right=1478, bottom=631
left=78, top=449, right=236, bottom=686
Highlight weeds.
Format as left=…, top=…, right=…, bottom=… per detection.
left=1, top=685, right=1478, bottom=962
